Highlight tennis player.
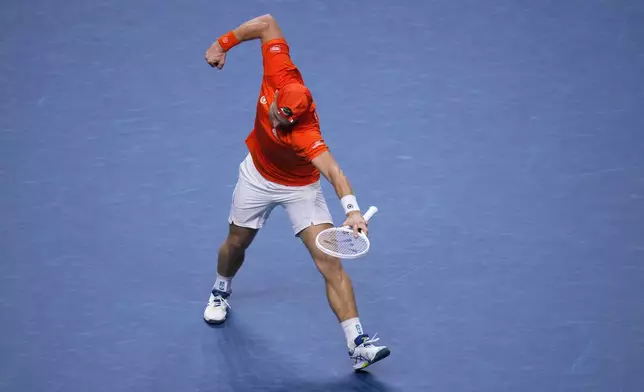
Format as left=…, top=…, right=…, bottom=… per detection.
left=203, top=14, right=390, bottom=370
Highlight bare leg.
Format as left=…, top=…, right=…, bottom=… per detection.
left=299, top=224, right=390, bottom=368
left=204, top=223, right=258, bottom=323
left=298, top=223, right=359, bottom=322
left=217, top=223, right=258, bottom=278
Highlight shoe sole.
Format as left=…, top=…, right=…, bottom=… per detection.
left=204, top=317, right=227, bottom=325
left=354, top=347, right=391, bottom=371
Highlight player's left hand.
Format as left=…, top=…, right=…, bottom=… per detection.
left=205, top=41, right=226, bottom=69
left=343, top=211, right=368, bottom=238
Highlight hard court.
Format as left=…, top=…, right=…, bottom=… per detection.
left=1, top=1, right=643, bottom=391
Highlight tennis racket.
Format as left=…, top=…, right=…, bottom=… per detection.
left=315, top=206, right=378, bottom=259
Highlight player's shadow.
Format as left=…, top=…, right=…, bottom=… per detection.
left=254, top=372, right=394, bottom=392
left=205, top=317, right=397, bottom=392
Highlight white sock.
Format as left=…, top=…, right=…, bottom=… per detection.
left=341, top=317, right=364, bottom=347
left=213, top=274, right=232, bottom=294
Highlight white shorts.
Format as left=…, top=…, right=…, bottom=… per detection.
left=228, top=154, right=334, bottom=235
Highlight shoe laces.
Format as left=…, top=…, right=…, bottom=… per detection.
left=210, top=294, right=231, bottom=310
left=358, top=333, right=380, bottom=347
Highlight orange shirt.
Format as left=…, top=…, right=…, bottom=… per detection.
left=245, top=38, right=329, bottom=186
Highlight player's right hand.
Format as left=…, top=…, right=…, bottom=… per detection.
left=205, top=42, right=226, bottom=70
left=343, top=211, right=368, bottom=238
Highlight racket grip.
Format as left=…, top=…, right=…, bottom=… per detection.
left=363, top=206, right=378, bottom=222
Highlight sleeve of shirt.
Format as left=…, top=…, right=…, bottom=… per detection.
left=261, top=38, right=302, bottom=88
left=291, top=126, right=329, bottom=162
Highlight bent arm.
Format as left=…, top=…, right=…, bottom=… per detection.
left=227, top=14, right=283, bottom=46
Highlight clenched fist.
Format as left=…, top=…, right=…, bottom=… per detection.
left=205, top=41, right=226, bottom=69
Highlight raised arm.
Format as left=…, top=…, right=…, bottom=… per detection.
left=230, top=14, right=283, bottom=44
left=311, top=151, right=369, bottom=236
left=205, top=14, right=283, bottom=69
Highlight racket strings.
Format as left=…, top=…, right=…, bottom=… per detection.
left=317, top=229, right=369, bottom=256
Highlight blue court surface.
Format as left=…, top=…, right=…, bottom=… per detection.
left=2, top=1, right=644, bottom=391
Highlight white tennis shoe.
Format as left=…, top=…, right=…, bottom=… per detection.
left=203, top=293, right=231, bottom=324
left=349, top=334, right=391, bottom=370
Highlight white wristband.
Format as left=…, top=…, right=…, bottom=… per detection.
left=341, top=195, right=360, bottom=215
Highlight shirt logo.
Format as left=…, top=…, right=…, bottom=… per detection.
left=311, top=140, right=324, bottom=149
left=270, top=45, right=281, bottom=52
left=260, top=95, right=267, bottom=105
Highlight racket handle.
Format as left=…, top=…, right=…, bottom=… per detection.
left=363, top=206, right=378, bottom=222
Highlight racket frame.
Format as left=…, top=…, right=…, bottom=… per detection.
left=314, top=206, right=378, bottom=259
